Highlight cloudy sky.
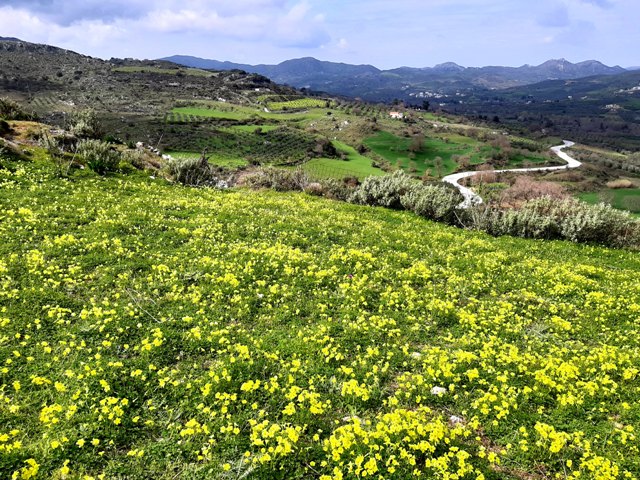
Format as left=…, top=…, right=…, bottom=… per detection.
left=0, top=0, right=637, bottom=68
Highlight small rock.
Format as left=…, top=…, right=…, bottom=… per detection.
left=449, top=415, right=464, bottom=425
left=342, top=415, right=362, bottom=423
left=430, top=386, right=447, bottom=396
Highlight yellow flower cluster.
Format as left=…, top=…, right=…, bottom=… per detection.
left=1, top=159, right=639, bottom=478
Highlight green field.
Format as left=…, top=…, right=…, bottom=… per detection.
left=1, top=152, right=640, bottom=479
left=302, top=141, right=384, bottom=180
left=170, top=104, right=329, bottom=123
left=364, top=131, right=495, bottom=177
left=267, top=98, right=328, bottom=111
left=579, top=188, right=640, bottom=214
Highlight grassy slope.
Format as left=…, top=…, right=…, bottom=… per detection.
left=364, top=131, right=553, bottom=177
left=579, top=188, right=640, bottom=214
left=1, top=154, right=639, bottom=479
left=302, top=141, right=384, bottom=180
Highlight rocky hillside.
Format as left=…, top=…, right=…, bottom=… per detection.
left=0, top=39, right=294, bottom=118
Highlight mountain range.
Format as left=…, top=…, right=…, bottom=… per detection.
left=162, top=55, right=627, bottom=101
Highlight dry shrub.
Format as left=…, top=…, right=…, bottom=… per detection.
left=501, top=176, right=567, bottom=206
left=606, top=178, right=635, bottom=189
left=471, top=165, right=497, bottom=185
left=243, top=167, right=309, bottom=192
left=304, top=182, right=325, bottom=196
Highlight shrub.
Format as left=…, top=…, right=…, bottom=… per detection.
left=470, top=197, right=640, bottom=249
left=77, top=139, right=120, bottom=175
left=400, top=183, right=463, bottom=224
left=68, top=110, right=102, bottom=139
left=166, top=155, right=216, bottom=187
left=121, top=149, right=147, bottom=170
left=348, top=171, right=417, bottom=209
left=304, top=182, right=325, bottom=196
left=606, top=179, right=635, bottom=189
left=500, top=176, right=567, bottom=205
left=0, top=97, right=33, bottom=120
left=243, top=167, right=309, bottom=192
left=0, top=119, right=11, bottom=135
left=319, top=178, right=356, bottom=202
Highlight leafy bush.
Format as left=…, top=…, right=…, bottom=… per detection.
left=471, top=197, right=640, bottom=249
left=319, top=178, right=357, bottom=202
left=243, top=167, right=309, bottom=192
left=0, top=119, right=11, bottom=135
left=166, top=155, right=216, bottom=187
left=400, top=183, right=463, bottom=224
left=0, top=97, right=33, bottom=120
left=348, top=171, right=417, bottom=209
left=68, top=110, right=102, bottom=139
left=77, top=139, right=120, bottom=175
left=121, top=149, right=147, bottom=170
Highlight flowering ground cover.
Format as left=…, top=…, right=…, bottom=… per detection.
left=1, top=155, right=639, bottom=479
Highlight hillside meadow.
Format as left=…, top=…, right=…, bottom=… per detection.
left=1, top=154, right=640, bottom=479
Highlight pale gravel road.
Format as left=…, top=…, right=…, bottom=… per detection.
left=442, top=140, right=581, bottom=208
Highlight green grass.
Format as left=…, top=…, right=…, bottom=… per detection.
left=579, top=188, right=640, bottom=214
left=508, top=153, right=557, bottom=166
left=221, top=125, right=279, bottom=133
left=171, top=106, right=251, bottom=121
left=1, top=152, right=640, bottom=479
left=170, top=104, right=330, bottom=123
left=2, top=152, right=640, bottom=478
left=302, top=141, right=384, bottom=180
left=364, top=131, right=496, bottom=177
left=267, top=98, right=328, bottom=111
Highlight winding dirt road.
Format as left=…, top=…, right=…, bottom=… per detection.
left=442, top=141, right=581, bottom=208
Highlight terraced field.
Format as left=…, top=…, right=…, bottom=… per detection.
left=163, top=126, right=322, bottom=166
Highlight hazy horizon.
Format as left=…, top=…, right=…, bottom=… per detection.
left=1, top=1, right=637, bottom=69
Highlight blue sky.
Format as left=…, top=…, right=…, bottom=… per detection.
left=0, top=0, right=637, bottom=68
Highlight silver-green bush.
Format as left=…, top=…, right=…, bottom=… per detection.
left=243, top=167, right=309, bottom=192
left=348, top=171, right=416, bottom=209
left=400, top=183, right=463, bottom=224
left=166, top=155, right=217, bottom=187
left=471, top=197, right=640, bottom=249
left=76, top=139, right=120, bottom=175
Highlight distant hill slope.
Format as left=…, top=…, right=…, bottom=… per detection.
left=445, top=70, right=640, bottom=150
left=162, top=55, right=626, bottom=100
left=0, top=39, right=295, bottom=118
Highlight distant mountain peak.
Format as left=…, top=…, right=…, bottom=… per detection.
left=0, top=36, right=22, bottom=42
left=433, top=62, right=465, bottom=72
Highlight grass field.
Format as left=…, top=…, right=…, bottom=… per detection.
left=1, top=150, right=640, bottom=479
left=364, top=131, right=494, bottom=177
left=302, top=141, right=384, bottom=180
left=579, top=188, right=640, bottom=214
left=170, top=104, right=329, bottom=123
left=266, top=98, right=328, bottom=111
